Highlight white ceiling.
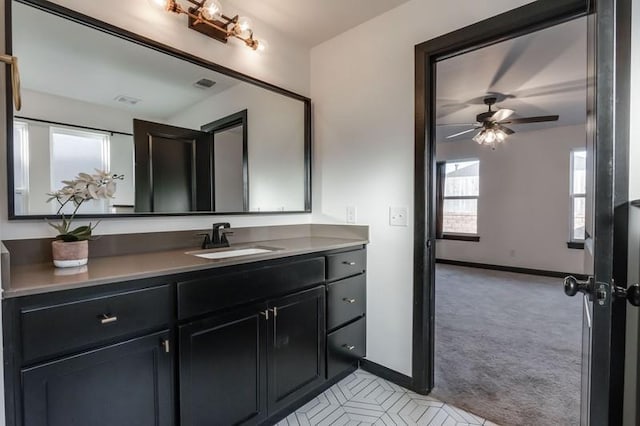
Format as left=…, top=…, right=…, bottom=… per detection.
left=229, top=0, right=411, bottom=47
left=13, top=2, right=242, bottom=120
left=436, top=16, right=587, bottom=142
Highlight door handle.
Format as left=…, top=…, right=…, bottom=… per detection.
left=613, top=283, right=640, bottom=307
left=563, top=276, right=593, bottom=297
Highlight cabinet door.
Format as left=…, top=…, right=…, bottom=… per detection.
left=268, top=286, right=326, bottom=413
left=180, top=303, right=268, bottom=426
left=22, top=331, right=173, bottom=426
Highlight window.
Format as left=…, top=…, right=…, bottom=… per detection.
left=570, top=150, right=586, bottom=242
left=13, top=121, right=29, bottom=215
left=437, top=159, right=480, bottom=239
left=50, top=127, right=110, bottom=214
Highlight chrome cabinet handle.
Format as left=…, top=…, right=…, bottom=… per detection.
left=162, top=339, right=170, bottom=354
left=342, top=261, right=356, bottom=266
left=343, top=344, right=356, bottom=351
left=259, top=309, right=269, bottom=320
left=343, top=298, right=356, bottom=304
left=100, top=314, right=118, bottom=324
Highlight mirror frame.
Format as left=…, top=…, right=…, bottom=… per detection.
left=5, top=0, right=312, bottom=219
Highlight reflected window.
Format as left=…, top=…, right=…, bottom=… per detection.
left=571, top=150, right=586, bottom=241
left=50, top=127, right=110, bottom=214
left=440, top=160, right=480, bottom=235
left=13, top=121, right=29, bottom=214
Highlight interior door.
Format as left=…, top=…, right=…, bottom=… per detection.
left=562, top=1, right=632, bottom=425
left=133, top=119, right=213, bottom=213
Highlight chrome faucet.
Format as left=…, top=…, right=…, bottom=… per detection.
left=199, top=222, right=232, bottom=249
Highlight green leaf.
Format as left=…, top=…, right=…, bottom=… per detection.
left=56, top=234, right=80, bottom=242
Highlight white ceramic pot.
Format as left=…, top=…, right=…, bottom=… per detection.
left=51, top=240, right=89, bottom=268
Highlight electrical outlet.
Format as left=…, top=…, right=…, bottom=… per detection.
left=346, top=206, right=356, bottom=224
left=389, top=206, right=408, bottom=226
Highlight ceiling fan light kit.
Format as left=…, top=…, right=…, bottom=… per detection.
left=149, top=0, right=267, bottom=51
left=443, top=96, right=559, bottom=148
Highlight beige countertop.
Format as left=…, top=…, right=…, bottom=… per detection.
left=4, top=237, right=367, bottom=299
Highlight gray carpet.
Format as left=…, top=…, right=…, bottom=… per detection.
left=431, top=264, right=582, bottom=426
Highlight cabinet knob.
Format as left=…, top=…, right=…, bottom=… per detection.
left=342, top=261, right=356, bottom=266
left=342, top=298, right=356, bottom=304
left=343, top=344, right=356, bottom=351
left=99, top=314, right=118, bottom=324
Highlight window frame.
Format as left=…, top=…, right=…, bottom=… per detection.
left=439, top=158, right=480, bottom=241
left=13, top=120, right=30, bottom=215
left=569, top=148, right=586, bottom=248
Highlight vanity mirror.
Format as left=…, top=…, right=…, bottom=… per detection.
left=7, top=0, right=310, bottom=218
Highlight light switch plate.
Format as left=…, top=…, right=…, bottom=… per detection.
left=346, top=206, right=357, bottom=224
left=389, top=206, right=408, bottom=226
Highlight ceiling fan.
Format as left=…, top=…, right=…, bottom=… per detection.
left=443, top=97, right=559, bottom=147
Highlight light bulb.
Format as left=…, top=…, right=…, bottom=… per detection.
left=485, top=129, right=496, bottom=143
left=255, top=38, right=268, bottom=52
left=202, top=0, right=222, bottom=20
left=148, top=0, right=168, bottom=9
left=496, top=130, right=506, bottom=142
left=237, top=16, right=253, bottom=32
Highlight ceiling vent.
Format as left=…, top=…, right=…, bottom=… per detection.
left=114, top=95, right=141, bottom=105
left=194, top=78, right=216, bottom=89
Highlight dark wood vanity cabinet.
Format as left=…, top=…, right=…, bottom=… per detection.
left=325, top=249, right=367, bottom=380
left=22, top=331, right=174, bottom=426
left=267, top=286, right=326, bottom=412
left=4, top=247, right=366, bottom=426
left=179, top=286, right=326, bottom=426
left=180, top=302, right=268, bottom=426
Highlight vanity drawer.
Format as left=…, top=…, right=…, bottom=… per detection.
left=178, top=257, right=325, bottom=320
left=327, top=317, right=366, bottom=379
left=327, top=274, right=366, bottom=330
left=326, top=249, right=366, bottom=281
left=21, top=285, right=171, bottom=364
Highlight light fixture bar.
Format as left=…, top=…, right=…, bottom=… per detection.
left=162, top=0, right=265, bottom=50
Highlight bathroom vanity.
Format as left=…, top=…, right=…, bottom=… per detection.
left=1, top=226, right=368, bottom=426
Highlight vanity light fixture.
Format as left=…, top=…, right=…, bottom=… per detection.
left=0, top=54, right=21, bottom=110
left=150, top=0, right=267, bottom=51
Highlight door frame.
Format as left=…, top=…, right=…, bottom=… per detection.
left=202, top=109, right=250, bottom=212
left=413, top=0, right=631, bottom=423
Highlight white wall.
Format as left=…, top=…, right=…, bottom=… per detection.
left=0, top=0, right=312, bottom=241
left=311, top=0, right=534, bottom=376
left=167, top=82, right=306, bottom=211
left=436, top=124, right=586, bottom=274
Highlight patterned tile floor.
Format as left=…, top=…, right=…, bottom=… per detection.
left=276, top=369, right=498, bottom=426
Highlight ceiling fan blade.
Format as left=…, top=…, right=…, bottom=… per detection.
left=503, top=115, right=559, bottom=124
left=497, top=124, right=515, bottom=135
left=446, top=128, right=480, bottom=139
left=436, top=123, right=478, bottom=127
left=491, top=108, right=515, bottom=122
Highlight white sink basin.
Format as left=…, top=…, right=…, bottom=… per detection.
left=187, top=247, right=278, bottom=260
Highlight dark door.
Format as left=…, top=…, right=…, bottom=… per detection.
left=133, top=119, right=213, bottom=212
left=563, top=2, right=631, bottom=425
left=21, top=331, right=173, bottom=426
left=414, top=1, right=631, bottom=424
left=179, top=303, right=268, bottom=426
left=267, top=286, right=325, bottom=413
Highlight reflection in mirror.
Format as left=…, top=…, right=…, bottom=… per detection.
left=10, top=0, right=308, bottom=217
